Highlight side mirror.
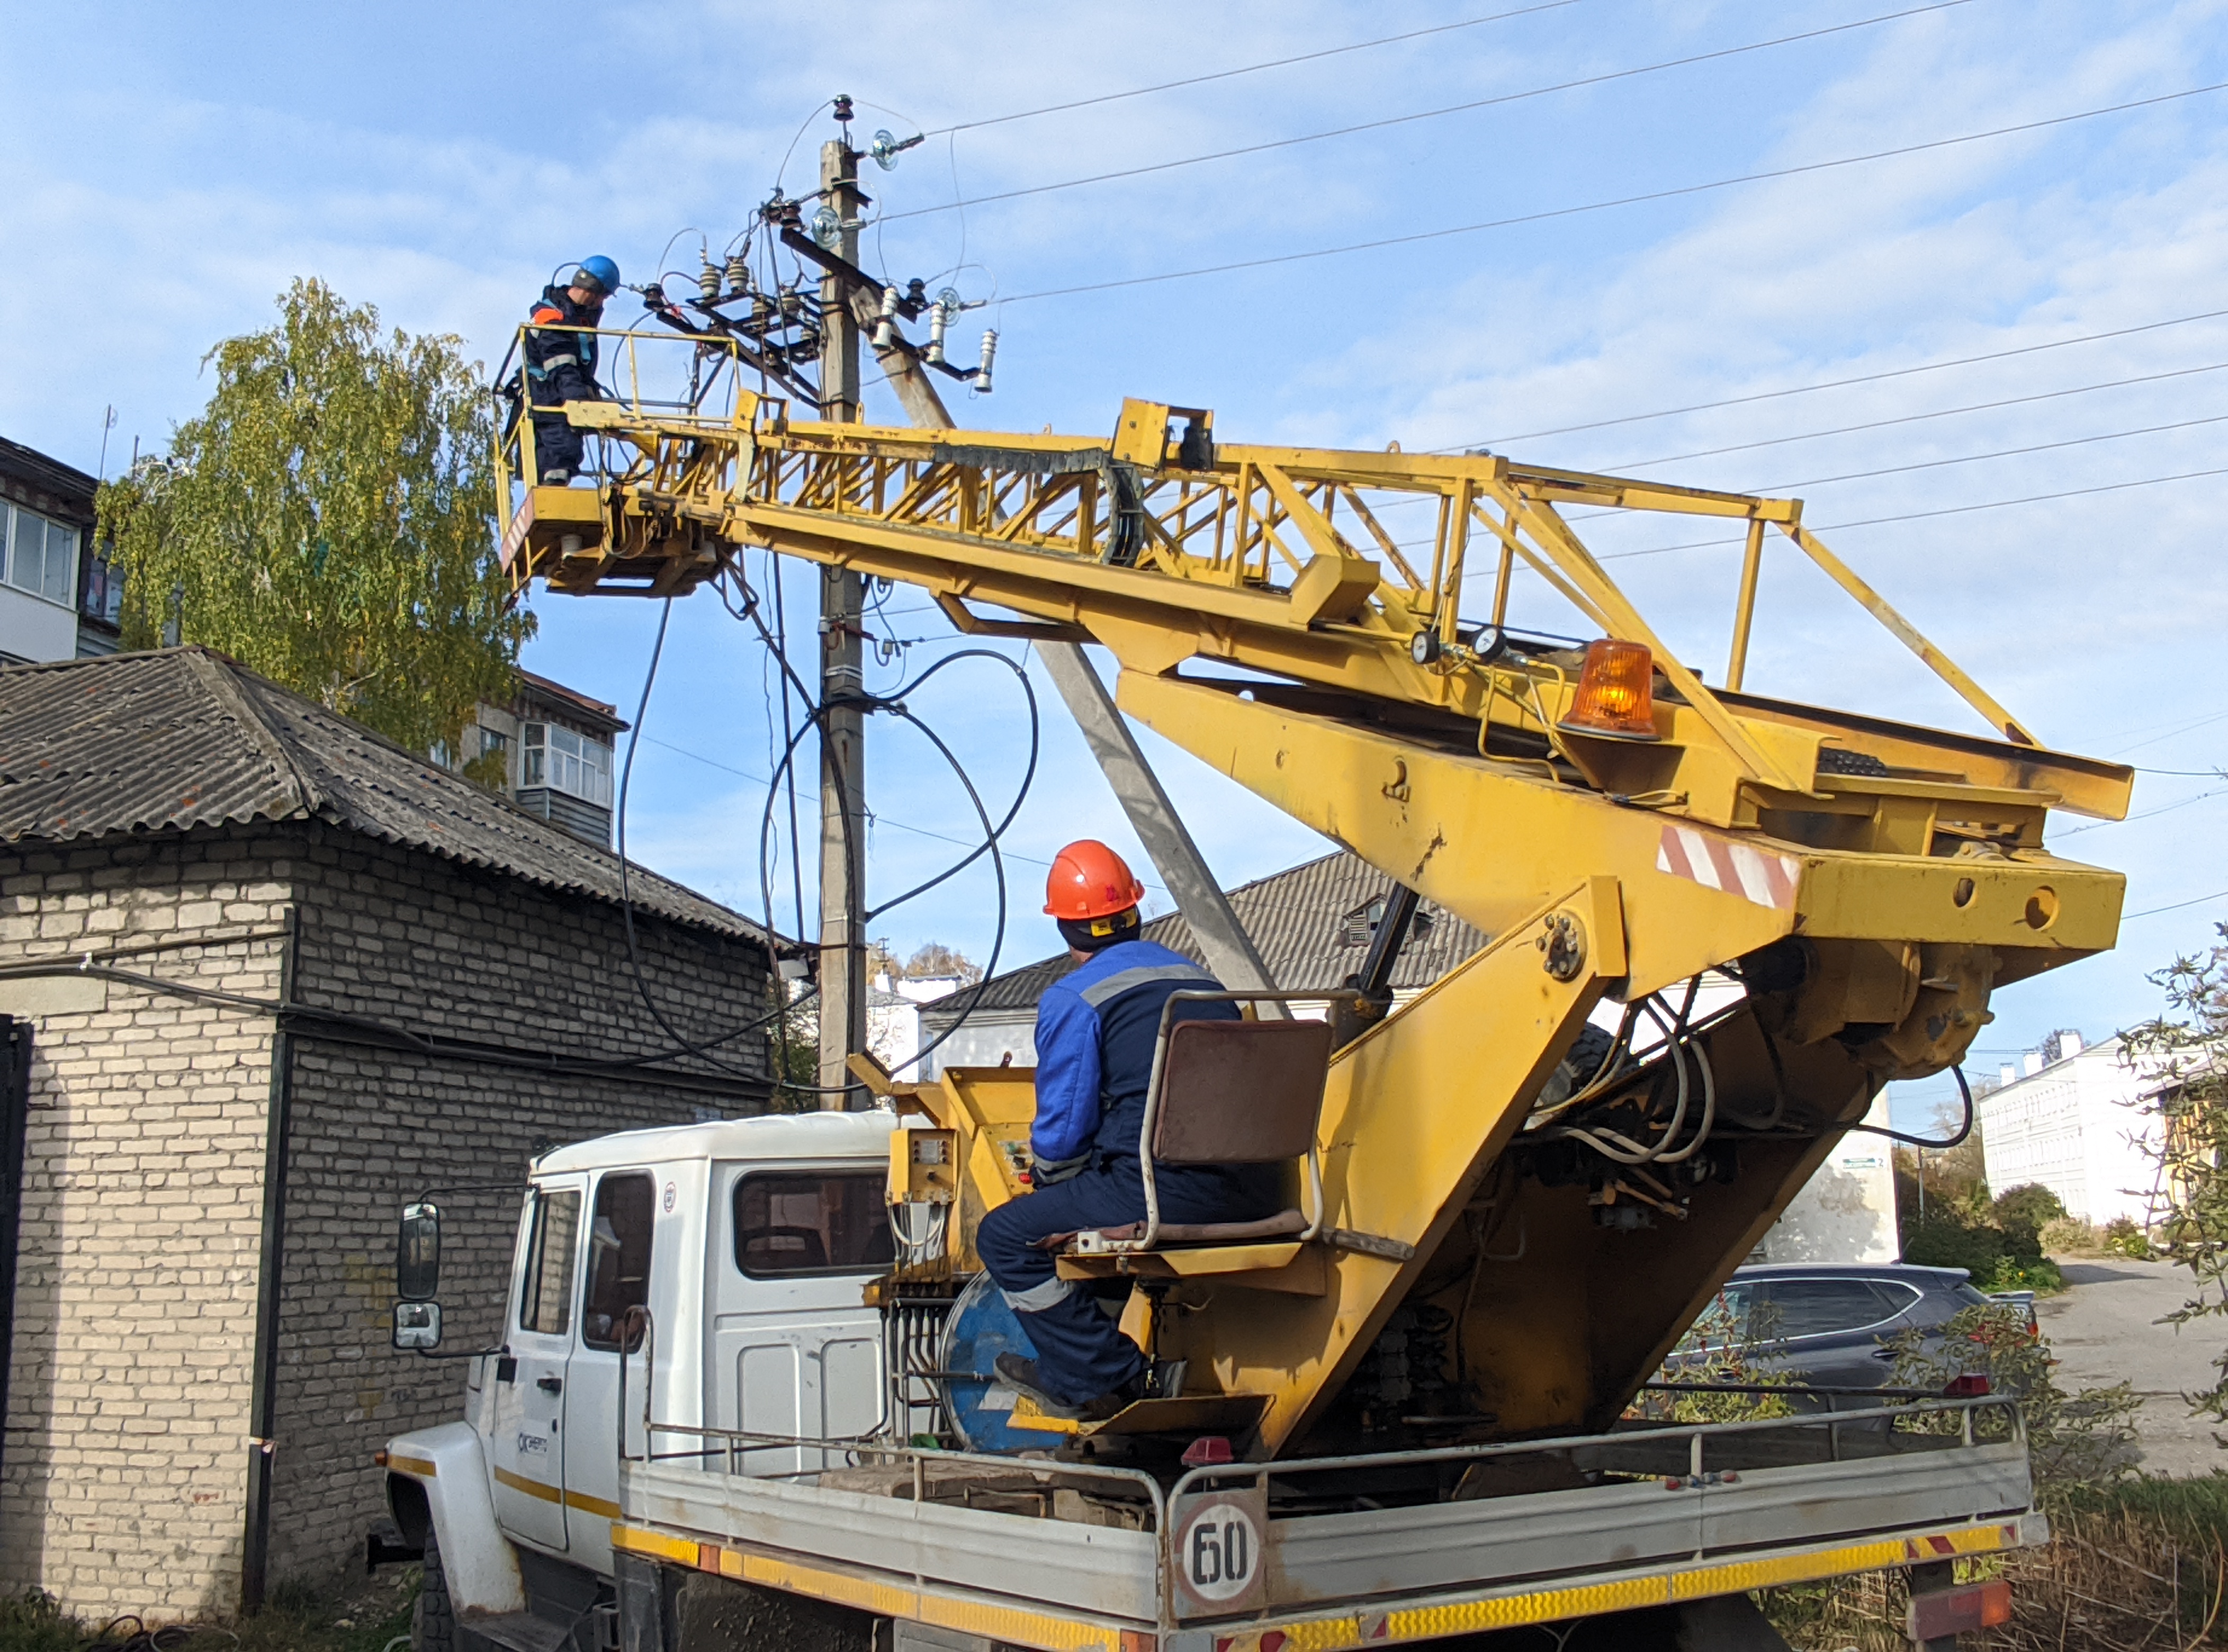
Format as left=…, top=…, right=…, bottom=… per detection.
left=392, top=1300, right=443, bottom=1351
left=398, top=1201, right=441, bottom=1301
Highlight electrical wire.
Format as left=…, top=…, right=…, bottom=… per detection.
left=994, top=80, right=2228, bottom=305
left=1749, top=408, right=2228, bottom=495
left=889, top=0, right=1980, bottom=223
left=1530, top=463, right=2228, bottom=568
left=1466, top=307, right=2228, bottom=448
left=613, top=598, right=790, bottom=1080
left=1849, top=1065, right=1974, bottom=1148
left=919, top=0, right=1582, bottom=138
left=1599, top=358, right=2228, bottom=472
left=0, top=957, right=789, bottom=1096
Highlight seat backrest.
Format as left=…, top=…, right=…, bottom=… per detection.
left=1149, top=1017, right=1335, bottom=1165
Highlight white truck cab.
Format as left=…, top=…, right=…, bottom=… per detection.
left=382, top=1110, right=897, bottom=1647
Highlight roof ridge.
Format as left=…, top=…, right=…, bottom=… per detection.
left=182, top=649, right=326, bottom=820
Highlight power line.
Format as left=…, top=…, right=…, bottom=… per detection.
left=2125, top=889, right=2228, bottom=921
left=1465, top=307, right=2228, bottom=448
left=1559, top=463, right=2228, bottom=565
left=894, top=0, right=1975, bottom=222
left=1602, top=359, right=2228, bottom=472
left=995, top=80, right=2228, bottom=306
left=1753, top=409, right=2228, bottom=494
left=918, top=0, right=1583, bottom=138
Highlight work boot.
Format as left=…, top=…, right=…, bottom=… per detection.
left=1082, top=1358, right=1189, bottom=1421
left=993, top=1353, right=1083, bottom=1419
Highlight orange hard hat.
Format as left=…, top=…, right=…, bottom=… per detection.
left=1044, top=839, right=1145, bottom=921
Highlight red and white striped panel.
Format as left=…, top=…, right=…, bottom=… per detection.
left=1655, top=825, right=1799, bottom=911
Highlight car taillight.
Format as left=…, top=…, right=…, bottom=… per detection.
left=1943, top=1373, right=1991, bottom=1397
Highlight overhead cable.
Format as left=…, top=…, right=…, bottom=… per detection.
left=1572, top=463, right=2228, bottom=564
left=1754, top=409, right=2228, bottom=495
left=996, top=80, right=2228, bottom=304
left=1466, top=307, right=2228, bottom=447
left=1601, top=358, right=2228, bottom=471
left=891, top=0, right=1979, bottom=223
left=918, top=0, right=1583, bottom=138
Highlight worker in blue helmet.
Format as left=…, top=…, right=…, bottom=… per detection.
left=523, top=257, right=620, bottom=484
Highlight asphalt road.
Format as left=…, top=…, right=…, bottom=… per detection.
left=2037, top=1258, right=2227, bottom=1477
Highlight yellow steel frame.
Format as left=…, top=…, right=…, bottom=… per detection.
left=500, top=333, right=2133, bottom=1456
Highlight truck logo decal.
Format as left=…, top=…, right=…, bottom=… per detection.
left=516, top=1432, right=550, bottom=1456
left=1656, top=825, right=1798, bottom=911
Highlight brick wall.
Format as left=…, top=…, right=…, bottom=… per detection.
left=266, top=825, right=775, bottom=1583
left=0, top=820, right=776, bottom=1614
left=0, top=832, right=292, bottom=1620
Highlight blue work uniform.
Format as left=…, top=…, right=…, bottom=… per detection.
left=523, top=284, right=604, bottom=483
left=975, top=941, right=1283, bottom=1406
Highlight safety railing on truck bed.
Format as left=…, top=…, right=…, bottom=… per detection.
left=615, top=1307, right=2037, bottom=1639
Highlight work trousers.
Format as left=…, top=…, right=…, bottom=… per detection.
left=529, top=388, right=584, bottom=483
left=976, top=1157, right=1282, bottom=1406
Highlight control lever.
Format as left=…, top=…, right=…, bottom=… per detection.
left=537, top=1375, right=564, bottom=1394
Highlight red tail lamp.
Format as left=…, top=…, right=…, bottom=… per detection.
left=1943, top=1372, right=1991, bottom=1397
left=1559, top=640, right=1659, bottom=740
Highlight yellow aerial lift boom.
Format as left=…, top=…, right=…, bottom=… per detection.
left=496, top=328, right=2128, bottom=1460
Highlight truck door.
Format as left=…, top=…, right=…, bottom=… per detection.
left=558, top=1168, right=659, bottom=1575
left=713, top=1163, right=896, bottom=1476
left=489, top=1177, right=583, bottom=1552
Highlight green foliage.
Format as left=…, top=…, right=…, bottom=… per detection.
left=96, top=277, right=533, bottom=758
left=0, top=1591, right=79, bottom=1652
left=2107, top=1215, right=2159, bottom=1260
left=1884, top=1304, right=2139, bottom=1491
left=2125, top=931, right=2228, bottom=1427
left=1995, top=1181, right=2070, bottom=1244
left=1633, top=1292, right=1794, bottom=1424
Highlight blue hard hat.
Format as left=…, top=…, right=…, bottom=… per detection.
left=576, top=255, right=621, bottom=295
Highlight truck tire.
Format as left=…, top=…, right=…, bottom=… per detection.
left=1532, top=1023, right=1618, bottom=1112
left=414, top=1525, right=460, bottom=1652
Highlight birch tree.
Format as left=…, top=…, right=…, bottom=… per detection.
left=97, top=278, right=533, bottom=764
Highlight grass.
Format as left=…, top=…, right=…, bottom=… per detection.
left=0, top=1567, right=417, bottom=1652
left=1764, top=1476, right=2228, bottom=1650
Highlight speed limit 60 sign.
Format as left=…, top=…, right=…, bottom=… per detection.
left=1172, top=1484, right=1269, bottom=1615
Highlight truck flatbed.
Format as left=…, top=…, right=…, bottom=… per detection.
left=597, top=1397, right=2041, bottom=1650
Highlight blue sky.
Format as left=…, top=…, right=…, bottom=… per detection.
left=7, top=0, right=2227, bottom=1128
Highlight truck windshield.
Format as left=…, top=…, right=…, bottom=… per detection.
left=733, top=1170, right=896, bottom=1277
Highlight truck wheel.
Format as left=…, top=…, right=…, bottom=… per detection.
left=414, top=1525, right=460, bottom=1652
left=1533, top=1023, right=1619, bottom=1111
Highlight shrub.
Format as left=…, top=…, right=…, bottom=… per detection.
left=1884, top=1304, right=2139, bottom=1491
left=1995, top=1182, right=2070, bottom=1243
left=1904, top=1207, right=2013, bottom=1274
left=2041, top=1215, right=2105, bottom=1255
left=2105, top=1216, right=2157, bottom=1260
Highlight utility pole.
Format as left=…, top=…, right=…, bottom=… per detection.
left=816, top=133, right=868, bottom=1105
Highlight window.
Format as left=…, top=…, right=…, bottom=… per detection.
left=733, top=1171, right=895, bottom=1278
left=1674, top=1283, right=1753, bottom=1354
left=521, top=722, right=613, bottom=806
left=518, top=1187, right=581, bottom=1335
left=80, top=545, right=123, bottom=625
left=582, top=1173, right=655, bottom=1351
left=1759, top=1278, right=1900, bottom=1339
left=3, top=502, right=78, bottom=608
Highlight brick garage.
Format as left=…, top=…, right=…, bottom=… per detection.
left=0, top=648, right=783, bottom=1619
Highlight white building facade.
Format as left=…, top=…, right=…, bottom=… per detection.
left=1975, top=1034, right=2168, bottom=1226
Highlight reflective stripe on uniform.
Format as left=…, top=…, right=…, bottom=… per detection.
left=536, top=352, right=578, bottom=369
left=1076, top=963, right=1216, bottom=1009
left=1003, top=1276, right=1076, bottom=1313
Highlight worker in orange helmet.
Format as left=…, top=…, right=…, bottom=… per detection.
left=977, top=839, right=1282, bottom=1421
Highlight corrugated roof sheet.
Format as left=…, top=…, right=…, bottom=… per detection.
left=926, top=850, right=1490, bottom=1014
left=0, top=647, right=767, bottom=943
